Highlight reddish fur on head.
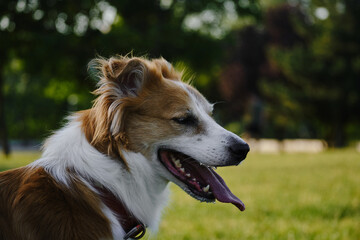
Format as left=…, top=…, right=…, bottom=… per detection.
left=79, top=56, right=196, bottom=166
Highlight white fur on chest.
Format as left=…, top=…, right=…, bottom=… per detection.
left=30, top=117, right=170, bottom=238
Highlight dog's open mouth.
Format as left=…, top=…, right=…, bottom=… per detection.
left=158, top=149, right=245, bottom=211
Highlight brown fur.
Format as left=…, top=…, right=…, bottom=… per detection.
left=80, top=56, right=203, bottom=162
left=0, top=167, right=112, bottom=240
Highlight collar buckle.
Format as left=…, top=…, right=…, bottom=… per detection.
left=123, top=223, right=146, bottom=240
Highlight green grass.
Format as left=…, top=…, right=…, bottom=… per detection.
left=0, top=151, right=40, bottom=172
left=1, top=149, right=359, bottom=239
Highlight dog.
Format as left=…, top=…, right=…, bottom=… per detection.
left=0, top=56, right=249, bottom=240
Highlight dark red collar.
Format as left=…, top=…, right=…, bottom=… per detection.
left=94, top=186, right=146, bottom=239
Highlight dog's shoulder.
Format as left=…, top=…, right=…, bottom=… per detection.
left=0, top=167, right=113, bottom=240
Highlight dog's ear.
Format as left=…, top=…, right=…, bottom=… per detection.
left=101, top=57, right=147, bottom=97
left=153, top=57, right=181, bottom=80
left=116, top=58, right=147, bottom=97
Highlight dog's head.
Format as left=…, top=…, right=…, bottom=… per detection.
left=83, top=56, right=249, bottom=211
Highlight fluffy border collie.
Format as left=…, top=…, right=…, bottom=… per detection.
left=0, top=56, right=249, bottom=240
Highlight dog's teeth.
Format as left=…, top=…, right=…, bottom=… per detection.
left=185, top=173, right=191, bottom=177
left=179, top=168, right=185, bottom=173
left=202, top=185, right=210, bottom=192
left=212, top=166, right=217, bottom=170
left=192, top=178, right=197, bottom=182
left=199, top=162, right=203, bottom=166
left=174, top=159, right=182, bottom=168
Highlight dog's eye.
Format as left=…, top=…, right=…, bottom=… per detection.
left=172, top=115, right=198, bottom=126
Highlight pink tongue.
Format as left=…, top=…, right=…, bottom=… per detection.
left=198, top=168, right=245, bottom=211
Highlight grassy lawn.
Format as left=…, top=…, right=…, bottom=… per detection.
left=0, top=151, right=40, bottom=172
left=158, top=149, right=360, bottom=240
left=1, top=149, right=359, bottom=239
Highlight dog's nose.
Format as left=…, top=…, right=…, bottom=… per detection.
left=229, top=140, right=250, bottom=164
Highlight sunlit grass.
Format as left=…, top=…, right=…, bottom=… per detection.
left=1, top=149, right=359, bottom=239
left=157, top=149, right=360, bottom=240
left=0, top=151, right=40, bottom=172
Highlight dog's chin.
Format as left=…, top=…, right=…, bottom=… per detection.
left=157, top=149, right=216, bottom=203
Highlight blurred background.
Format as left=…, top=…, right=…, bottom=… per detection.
left=0, top=1, right=359, bottom=239
left=0, top=0, right=359, bottom=154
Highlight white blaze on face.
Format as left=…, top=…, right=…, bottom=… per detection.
left=158, top=82, right=247, bottom=167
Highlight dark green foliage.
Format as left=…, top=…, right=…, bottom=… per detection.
left=221, top=1, right=360, bottom=146
left=1, top=0, right=359, bottom=153
left=265, top=1, right=360, bottom=146
left=0, top=0, right=259, bottom=153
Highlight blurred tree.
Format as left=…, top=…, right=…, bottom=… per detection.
left=0, top=56, right=9, bottom=155
left=0, top=0, right=260, bottom=155
left=220, top=25, right=266, bottom=137
left=266, top=1, right=360, bottom=146
left=0, top=0, right=106, bottom=155
left=222, top=1, right=360, bottom=146
left=259, top=4, right=308, bottom=140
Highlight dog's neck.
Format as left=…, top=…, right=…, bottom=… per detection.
left=94, top=184, right=147, bottom=239
left=31, top=116, right=170, bottom=234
